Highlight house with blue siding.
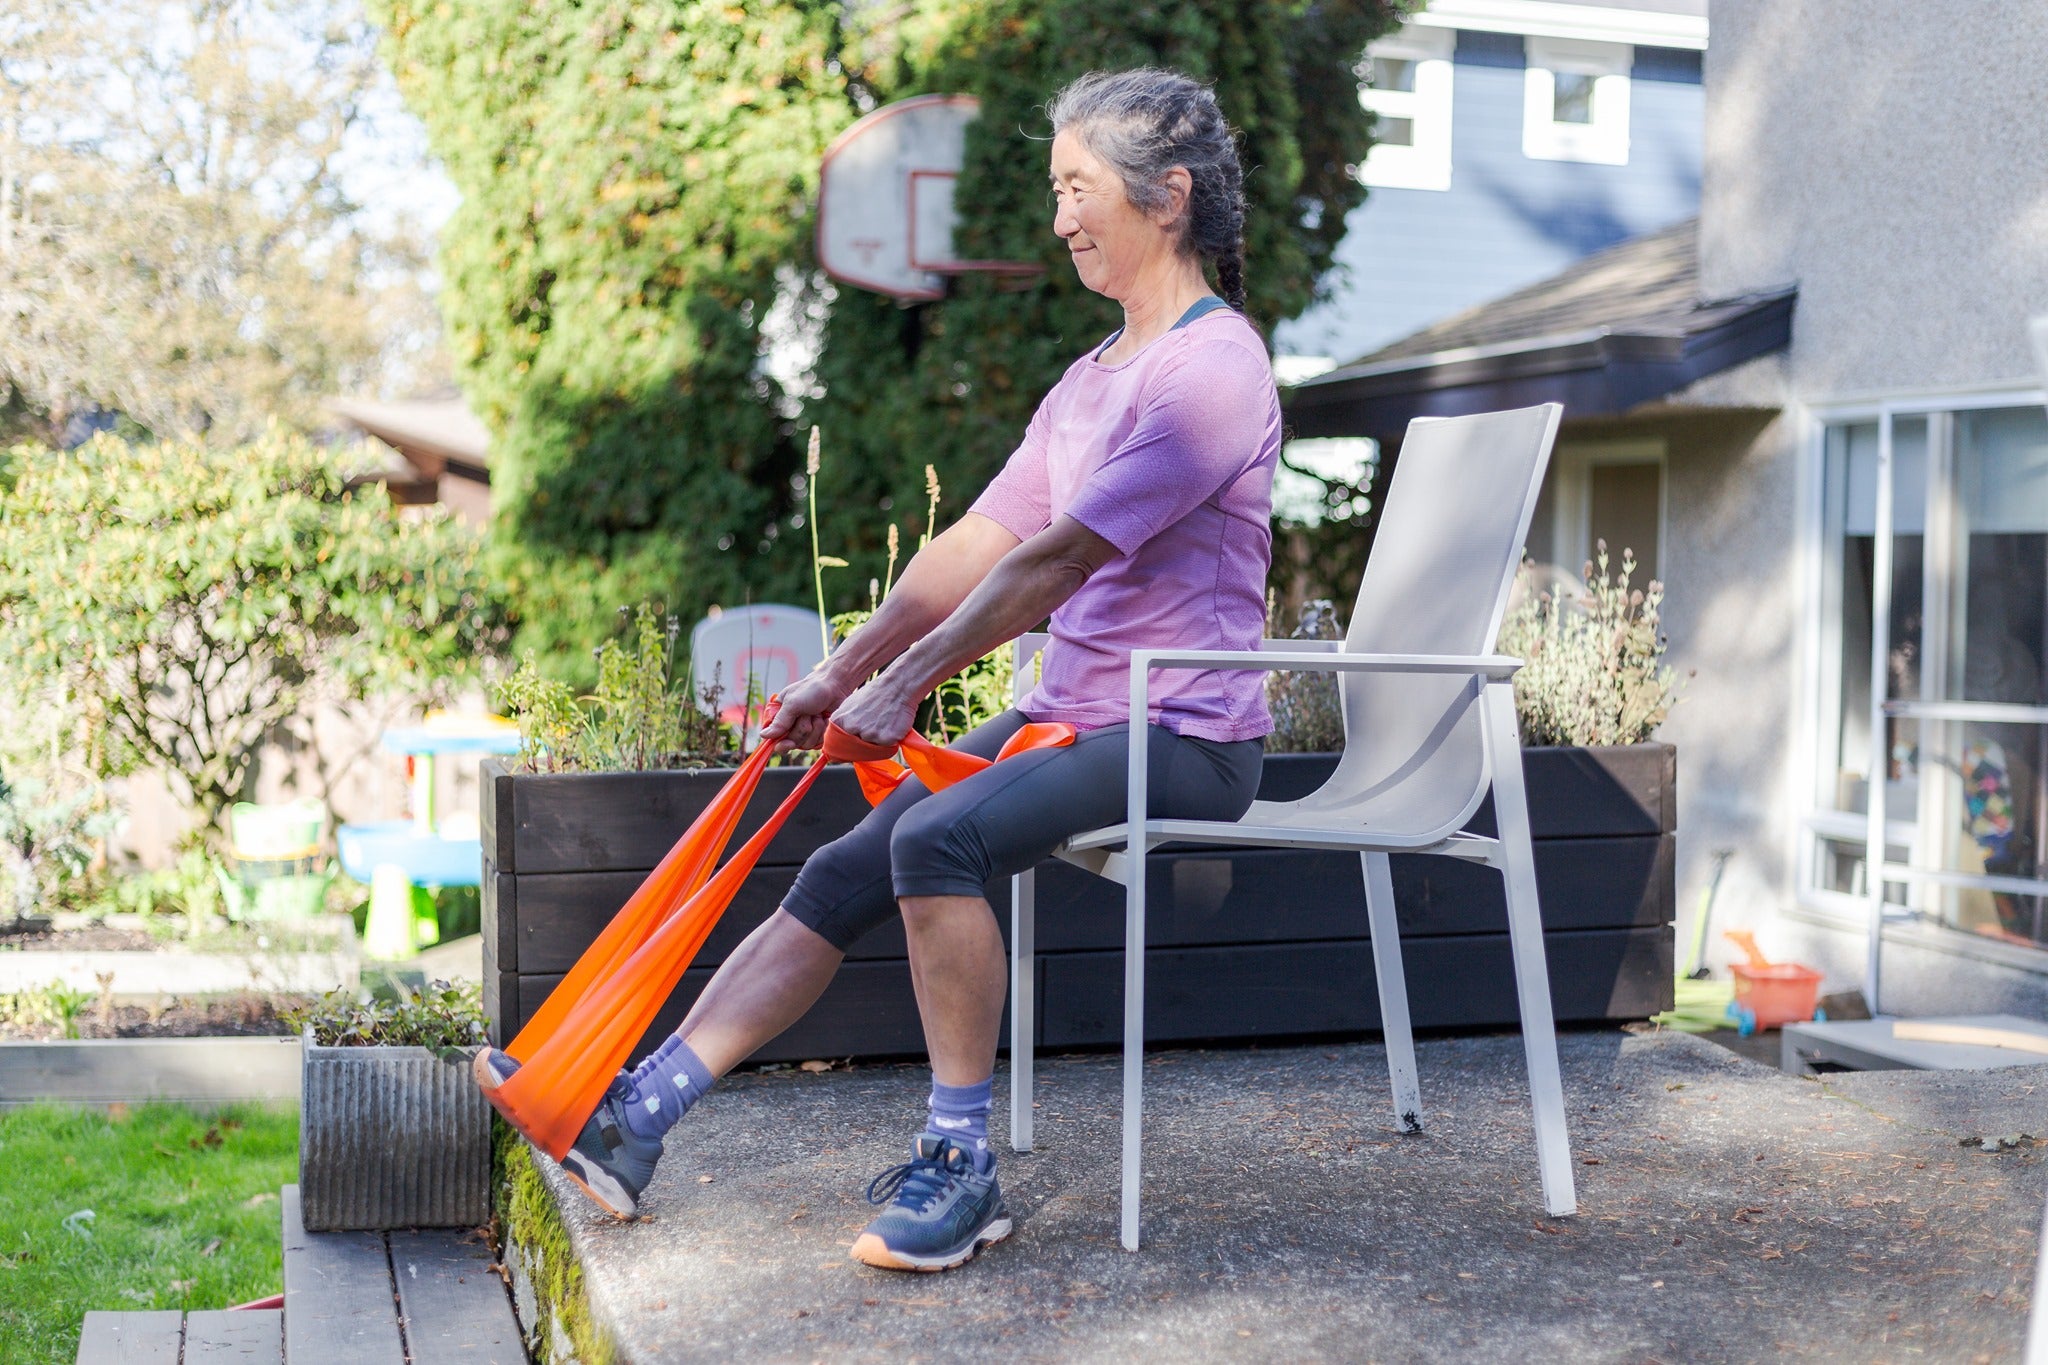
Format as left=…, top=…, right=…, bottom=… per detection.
left=1275, top=0, right=1708, bottom=378
left=1289, top=0, right=2048, bottom=1023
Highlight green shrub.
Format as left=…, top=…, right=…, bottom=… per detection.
left=496, top=604, right=734, bottom=774
left=1497, top=544, right=1684, bottom=747
left=285, top=978, right=488, bottom=1051
left=0, top=429, right=507, bottom=844
left=0, top=702, right=119, bottom=921
left=0, top=981, right=95, bottom=1040
left=371, top=0, right=851, bottom=664
left=1265, top=595, right=1346, bottom=754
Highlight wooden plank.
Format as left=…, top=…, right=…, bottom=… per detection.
left=507, top=764, right=874, bottom=874
left=482, top=864, right=516, bottom=975
left=75, top=1311, right=182, bottom=1365
left=514, top=957, right=947, bottom=1064
left=479, top=761, right=517, bottom=874
left=508, top=865, right=914, bottom=975
left=1038, top=928, right=1675, bottom=1047
left=280, top=1185, right=405, bottom=1365
left=182, top=1310, right=282, bottom=1360
left=388, top=1230, right=524, bottom=1363
left=1893, top=1018, right=2048, bottom=1057
left=1, top=1038, right=302, bottom=1108
left=1023, top=835, right=1674, bottom=952
left=496, top=745, right=1672, bottom=880
left=485, top=970, right=519, bottom=1049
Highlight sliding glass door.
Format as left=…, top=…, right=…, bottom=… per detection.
left=1808, top=399, right=2048, bottom=1001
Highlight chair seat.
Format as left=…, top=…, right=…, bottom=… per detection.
left=1062, top=811, right=1499, bottom=856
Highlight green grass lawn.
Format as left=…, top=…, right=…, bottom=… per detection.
left=0, top=1101, right=298, bottom=1364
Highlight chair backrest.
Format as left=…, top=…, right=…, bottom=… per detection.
left=1303, top=404, right=1560, bottom=840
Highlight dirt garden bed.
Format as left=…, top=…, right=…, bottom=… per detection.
left=0, top=990, right=311, bottom=1043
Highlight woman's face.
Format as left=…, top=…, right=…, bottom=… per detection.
left=1050, top=128, right=1180, bottom=302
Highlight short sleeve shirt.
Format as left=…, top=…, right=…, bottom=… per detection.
left=969, top=306, right=1280, bottom=740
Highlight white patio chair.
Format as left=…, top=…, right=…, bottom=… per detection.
left=1006, top=402, right=1574, bottom=1251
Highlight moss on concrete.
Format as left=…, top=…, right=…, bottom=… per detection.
left=493, top=1118, right=617, bottom=1365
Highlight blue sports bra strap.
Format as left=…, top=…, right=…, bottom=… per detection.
left=1172, top=295, right=1232, bottom=329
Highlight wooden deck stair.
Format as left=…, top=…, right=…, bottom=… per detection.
left=76, top=1185, right=524, bottom=1364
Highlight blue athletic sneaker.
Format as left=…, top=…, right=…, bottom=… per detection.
left=851, top=1135, right=1012, bottom=1272
left=558, top=1073, right=665, bottom=1220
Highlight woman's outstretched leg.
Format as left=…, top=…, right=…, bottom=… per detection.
left=481, top=909, right=844, bottom=1219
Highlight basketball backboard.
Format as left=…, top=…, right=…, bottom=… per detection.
left=688, top=605, right=827, bottom=725
left=817, top=94, right=1041, bottom=301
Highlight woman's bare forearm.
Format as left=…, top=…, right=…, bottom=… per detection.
left=818, top=513, right=1019, bottom=689
left=876, top=515, right=1117, bottom=703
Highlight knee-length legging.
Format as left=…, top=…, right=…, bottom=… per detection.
left=781, top=710, right=1265, bottom=951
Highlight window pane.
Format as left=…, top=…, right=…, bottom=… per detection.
left=1915, top=719, right=2047, bottom=946
left=1371, top=57, right=1417, bottom=93
left=1947, top=406, right=2048, bottom=706
left=1551, top=72, right=1596, bottom=124
left=1821, top=419, right=1928, bottom=815
left=1813, top=835, right=1913, bottom=905
left=1375, top=115, right=1415, bottom=147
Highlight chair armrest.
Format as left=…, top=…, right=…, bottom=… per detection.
left=1134, top=648, right=1523, bottom=679
left=1259, top=638, right=1343, bottom=653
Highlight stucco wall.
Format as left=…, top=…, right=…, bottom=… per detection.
left=1664, top=1, right=2048, bottom=1007
left=1554, top=396, right=1796, bottom=974
left=1702, top=0, right=2048, bottom=398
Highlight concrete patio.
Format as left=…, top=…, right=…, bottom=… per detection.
left=525, top=1029, right=2045, bottom=1363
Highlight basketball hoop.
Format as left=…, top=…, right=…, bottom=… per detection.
left=817, top=94, right=1043, bottom=302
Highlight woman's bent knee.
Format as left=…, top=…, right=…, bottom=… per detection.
left=889, top=803, right=990, bottom=901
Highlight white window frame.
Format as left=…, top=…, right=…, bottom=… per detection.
left=1522, top=35, right=1631, bottom=166
left=1357, top=24, right=1454, bottom=193
left=1793, top=387, right=2048, bottom=981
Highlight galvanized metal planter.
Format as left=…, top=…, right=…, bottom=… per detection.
left=299, top=1030, right=490, bottom=1231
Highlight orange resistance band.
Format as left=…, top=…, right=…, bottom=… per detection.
left=484, top=714, right=1074, bottom=1160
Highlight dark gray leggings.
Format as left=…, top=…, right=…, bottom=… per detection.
left=782, top=710, right=1265, bottom=951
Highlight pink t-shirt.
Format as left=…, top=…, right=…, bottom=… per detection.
left=969, top=308, right=1280, bottom=741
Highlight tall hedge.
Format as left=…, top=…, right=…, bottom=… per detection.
left=801, top=0, right=1406, bottom=604
left=372, top=0, right=1403, bottom=660
left=369, top=0, right=850, bottom=661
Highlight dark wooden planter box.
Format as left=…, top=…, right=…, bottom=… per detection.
left=481, top=745, right=1675, bottom=1063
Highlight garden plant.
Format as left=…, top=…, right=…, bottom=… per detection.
left=1497, top=543, right=1686, bottom=747
left=0, top=429, right=505, bottom=848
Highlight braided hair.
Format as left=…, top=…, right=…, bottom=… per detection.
left=1047, top=69, right=1249, bottom=312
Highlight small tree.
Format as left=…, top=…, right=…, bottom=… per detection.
left=0, top=0, right=442, bottom=444
left=0, top=430, right=505, bottom=843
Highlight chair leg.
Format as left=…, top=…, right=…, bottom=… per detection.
left=1009, top=867, right=1036, bottom=1154
left=1361, top=852, right=1423, bottom=1133
left=1483, top=683, right=1578, bottom=1217
left=1120, top=849, right=1147, bottom=1251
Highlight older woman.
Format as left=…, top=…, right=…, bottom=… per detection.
left=486, top=67, right=1280, bottom=1272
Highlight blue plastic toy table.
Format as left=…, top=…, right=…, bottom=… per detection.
left=337, top=717, right=520, bottom=959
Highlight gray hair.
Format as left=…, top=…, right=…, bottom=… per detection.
left=1047, top=69, right=1249, bottom=312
